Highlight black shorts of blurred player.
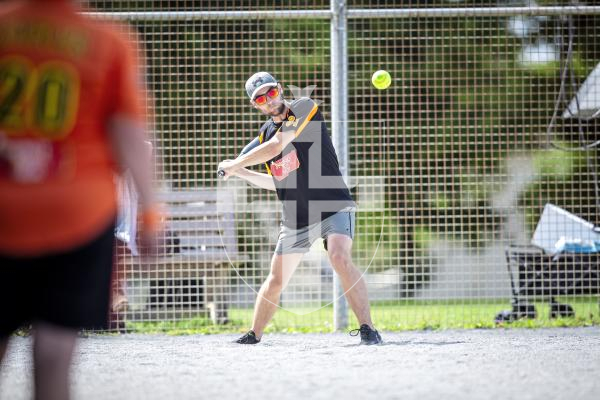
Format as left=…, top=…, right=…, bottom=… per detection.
left=0, top=222, right=114, bottom=395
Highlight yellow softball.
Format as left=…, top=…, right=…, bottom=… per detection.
left=371, top=70, right=391, bottom=90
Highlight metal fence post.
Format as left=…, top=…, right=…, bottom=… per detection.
left=331, top=0, right=349, bottom=332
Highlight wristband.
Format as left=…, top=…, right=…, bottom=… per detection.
left=141, top=206, right=163, bottom=232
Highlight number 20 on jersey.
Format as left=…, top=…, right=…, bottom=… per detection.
left=0, top=55, right=80, bottom=140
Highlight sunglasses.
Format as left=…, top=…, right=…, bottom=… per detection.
left=253, top=87, right=280, bottom=105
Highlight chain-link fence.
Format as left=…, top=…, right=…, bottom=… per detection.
left=87, top=0, right=600, bottom=332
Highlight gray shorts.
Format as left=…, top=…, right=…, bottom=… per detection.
left=275, top=210, right=355, bottom=255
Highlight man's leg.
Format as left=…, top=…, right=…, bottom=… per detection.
left=326, top=233, right=374, bottom=328
left=0, top=337, right=9, bottom=366
left=111, top=242, right=129, bottom=314
left=251, top=252, right=304, bottom=338
left=32, top=323, right=78, bottom=400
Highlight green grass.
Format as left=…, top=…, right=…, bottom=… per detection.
left=370, top=298, right=600, bottom=330
left=126, top=297, right=600, bottom=335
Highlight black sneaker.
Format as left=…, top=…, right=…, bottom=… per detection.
left=235, top=330, right=261, bottom=344
left=350, top=324, right=382, bottom=345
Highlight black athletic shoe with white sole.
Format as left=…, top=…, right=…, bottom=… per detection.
left=236, top=330, right=261, bottom=344
left=350, top=324, right=382, bottom=345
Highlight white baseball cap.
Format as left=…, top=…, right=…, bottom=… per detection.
left=245, top=72, right=278, bottom=99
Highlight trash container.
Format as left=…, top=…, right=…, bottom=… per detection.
left=495, top=245, right=600, bottom=323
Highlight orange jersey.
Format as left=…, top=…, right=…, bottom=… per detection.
left=0, top=0, right=146, bottom=256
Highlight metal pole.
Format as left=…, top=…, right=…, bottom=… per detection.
left=86, top=10, right=332, bottom=21
left=331, top=0, right=349, bottom=332
left=86, top=6, right=600, bottom=21
left=347, top=5, right=600, bottom=18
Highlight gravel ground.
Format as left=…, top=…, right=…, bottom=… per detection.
left=1, top=327, right=599, bottom=400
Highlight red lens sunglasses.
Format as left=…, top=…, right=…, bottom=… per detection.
left=253, top=87, right=280, bottom=105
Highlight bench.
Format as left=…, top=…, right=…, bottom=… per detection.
left=125, top=189, right=241, bottom=324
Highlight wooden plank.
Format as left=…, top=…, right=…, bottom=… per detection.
left=168, top=204, right=220, bottom=217
left=127, top=309, right=210, bottom=321
left=158, top=190, right=234, bottom=204
left=124, top=253, right=239, bottom=265
left=167, top=219, right=223, bottom=232
left=158, top=190, right=217, bottom=202
left=178, top=236, right=229, bottom=247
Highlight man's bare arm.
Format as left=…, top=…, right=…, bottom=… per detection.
left=218, top=129, right=295, bottom=177
left=234, top=168, right=276, bottom=191
left=107, top=115, right=155, bottom=209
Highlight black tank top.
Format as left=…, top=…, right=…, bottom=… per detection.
left=258, top=97, right=355, bottom=228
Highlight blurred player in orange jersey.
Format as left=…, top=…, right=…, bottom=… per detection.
left=0, top=1, right=160, bottom=399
